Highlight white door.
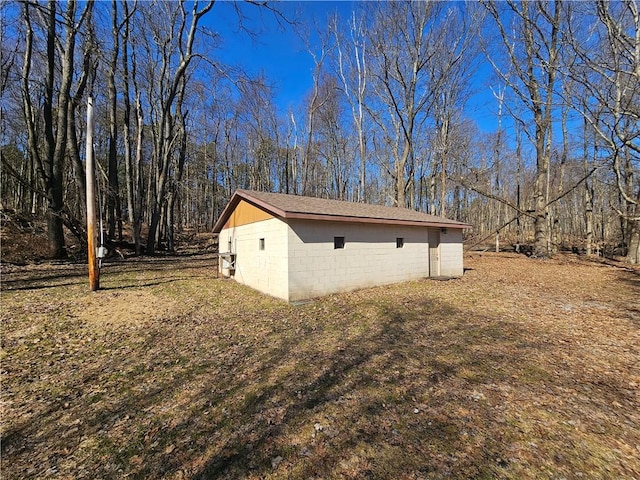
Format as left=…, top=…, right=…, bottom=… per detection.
left=428, top=229, right=440, bottom=277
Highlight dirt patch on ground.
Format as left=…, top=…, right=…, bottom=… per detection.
left=74, top=290, right=172, bottom=328
left=1, top=252, right=639, bottom=479
left=0, top=212, right=51, bottom=264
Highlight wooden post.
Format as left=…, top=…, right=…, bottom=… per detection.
left=85, top=97, right=99, bottom=290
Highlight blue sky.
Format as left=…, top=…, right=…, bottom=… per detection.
left=207, top=1, right=498, bottom=132
left=210, top=2, right=357, bottom=113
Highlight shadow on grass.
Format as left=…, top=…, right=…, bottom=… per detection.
left=607, top=269, right=640, bottom=328
left=99, top=277, right=199, bottom=290
left=2, top=279, right=87, bottom=291
left=187, top=297, right=558, bottom=479
left=1, top=268, right=87, bottom=290
left=1, top=253, right=217, bottom=291
left=0, top=291, right=514, bottom=478
left=3, top=274, right=638, bottom=479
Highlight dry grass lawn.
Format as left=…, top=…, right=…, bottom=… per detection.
left=1, top=252, right=639, bottom=479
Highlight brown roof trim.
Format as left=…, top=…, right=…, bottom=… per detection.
left=213, top=189, right=473, bottom=232
left=212, top=194, right=239, bottom=233
left=283, top=212, right=468, bottom=229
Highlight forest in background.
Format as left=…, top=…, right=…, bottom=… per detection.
left=1, top=0, right=638, bottom=262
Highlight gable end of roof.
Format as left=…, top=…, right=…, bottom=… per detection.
left=213, top=189, right=472, bottom=233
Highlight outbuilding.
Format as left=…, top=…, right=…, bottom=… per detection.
left=213, top=189, right=472, bottom=302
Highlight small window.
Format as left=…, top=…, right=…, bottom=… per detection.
left=259, top=238, right=265, bottom=250
left=334, top=236, right=345, bottom=249
left=396, top=237, right=404, bottom=248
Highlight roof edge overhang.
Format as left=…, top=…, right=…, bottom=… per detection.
left=283, top=212, right=472, bottom=229
left=213, top=189, right=473, bottom=233
left=212, top=190, right=285, bottom=233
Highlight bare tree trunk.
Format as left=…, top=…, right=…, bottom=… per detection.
left=581, top=119, right=594, bottom=255
left=167, top=83, right=189, bottom=252
left=106, top=0, right=122, bottom=242
left=428, top=162, right=437, bottom=215
left=27, top=1, right=91, bottom=258
left=44, top=1, right=67, bottom=258
left=628, top=222, right=640, bottom=263
left=67, top=100, right=86, bottom=218
left=551, top=100, right=570, bottom=253
left=515, top=127, right=523, bottom=251
left=122, top=0, right=135, bottom=226
left=439, top=117, right=448, bottom=217
left=66, top=33, right=96, bottom=225
left=21, top=2, right=41, bottom=215
left=167, top=187, right=176, bottom=252
left=134, top=93, right=144, bottom=255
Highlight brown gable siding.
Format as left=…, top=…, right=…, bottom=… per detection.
left=222, top=199, right=274, bottom=229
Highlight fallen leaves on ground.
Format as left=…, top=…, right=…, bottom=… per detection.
left=1, top=252, right=639, bottom=479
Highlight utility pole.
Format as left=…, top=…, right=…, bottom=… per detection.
left=85, top=97, right=99, bottom=290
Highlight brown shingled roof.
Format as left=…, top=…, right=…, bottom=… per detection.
left=213, top=189, right=473, bottom=233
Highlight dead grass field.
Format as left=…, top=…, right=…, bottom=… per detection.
left=1, top=252, right=639, bottom=479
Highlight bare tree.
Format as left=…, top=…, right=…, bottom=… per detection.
left=366, top=1, right=476, bottom=209
left=300, top=37, right=330, bottom=196
left=121, top=0, right=136, bottom=227
left=484, top=0, right=563, bottom=257
left=366, top=1, right=437, bottom=207
left=430, top=6, right=480, bottom=217
left=236, top=76, right=278, bottom=193
left=314, top=73, right=352, bottom=200
left=141, top=0, right=214, bottom=255
left=20, top=0, right=93, bottom=258
left=106, top=0, right=123, bottom=242
left=566, top=0, right=639, bottom=263
left=331, top=10, right=369, bottom=202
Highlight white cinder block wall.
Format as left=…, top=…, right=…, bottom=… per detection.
left=219, top=218, right=289, bottom=301
left=286, top=220, right=431, bottom=301
left=439, top=228, right=464, bottom=277
left=221, top=218, right=465, bottom=302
